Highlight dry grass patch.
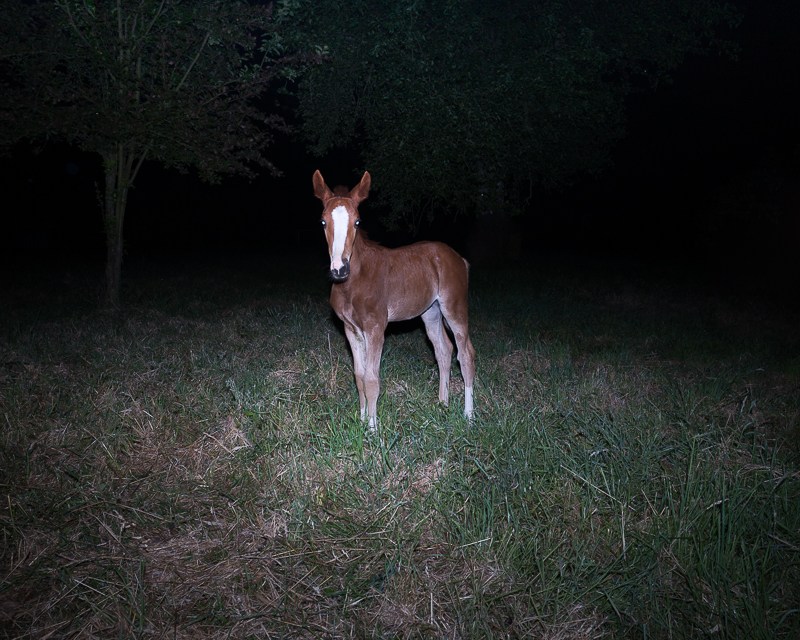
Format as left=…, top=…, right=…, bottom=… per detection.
left=383, top=457, right=445, bottom=499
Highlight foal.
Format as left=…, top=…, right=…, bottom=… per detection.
left=313, top=169, right=476, bottom=429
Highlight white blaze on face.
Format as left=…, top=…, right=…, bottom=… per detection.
left=330, top=205, right=349, bottom=271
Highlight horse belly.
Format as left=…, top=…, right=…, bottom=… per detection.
left=384, top=248, right=451, bottom=321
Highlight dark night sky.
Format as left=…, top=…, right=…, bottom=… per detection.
left=2, top=0, right=799, bottom=295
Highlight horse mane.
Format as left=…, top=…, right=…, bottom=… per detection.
left=356, top=227, right=378, bottom=246
left=333, top=185, right=350, bottom=196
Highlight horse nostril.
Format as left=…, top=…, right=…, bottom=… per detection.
left=331, top=258, right=351, bottom=282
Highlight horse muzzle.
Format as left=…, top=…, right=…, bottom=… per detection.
left=330, top=258, right=350, bottom=282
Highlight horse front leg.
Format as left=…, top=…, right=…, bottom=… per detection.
left=344, top=325, right=368, bottom=422
left=363, top=326, right=386, bottom=431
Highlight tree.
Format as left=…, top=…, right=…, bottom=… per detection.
left=0, top=0, right=308, bottom=308
left=296, top=0, right=739, bottom=229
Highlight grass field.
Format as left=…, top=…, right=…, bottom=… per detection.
left=1, top=254, right=799, bottom=638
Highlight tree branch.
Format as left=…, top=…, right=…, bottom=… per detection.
left=141, top=0, right=167, bottom=41
left=176, top=31, right=211, bottom=92
left=58, top=0, right=92, bottom=48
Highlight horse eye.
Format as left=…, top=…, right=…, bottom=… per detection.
left=354, top=219, right=361, bottom=227
left=320, top=219, right=326, bottom=227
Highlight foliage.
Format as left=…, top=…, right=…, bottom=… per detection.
left=0, top=0, right=311, bottom=306
left=1, top=258, right=798, bottom=637
left=297, top=0, right=740, bottom=227
left=1, top=0, right=304, bottom=178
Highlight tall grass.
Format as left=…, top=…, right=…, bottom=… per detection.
left=1, top=256, right=798, bottom=638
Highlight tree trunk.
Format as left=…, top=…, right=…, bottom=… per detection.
left=101, top=145, right=136, bottom=309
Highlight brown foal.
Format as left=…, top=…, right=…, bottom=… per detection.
left=313, top=169, right=476, bottom=429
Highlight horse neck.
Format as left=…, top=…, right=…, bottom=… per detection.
left=349, top=231, right=376, bottom=277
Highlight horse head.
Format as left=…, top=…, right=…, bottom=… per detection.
left=312, top=170, right=371, bottom=282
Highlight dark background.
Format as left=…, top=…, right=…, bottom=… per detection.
left=2, top=0, right=798, bottom=304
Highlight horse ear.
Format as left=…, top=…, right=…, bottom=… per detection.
left=312, top=170, right=333, bottom=202
left=350, top=171, right=371, bottom=205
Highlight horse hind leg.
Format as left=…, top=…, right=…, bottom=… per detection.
left=458, top=333, right=476, bottom=419
left=421, top=302, right=454, bottom=406
left=440, top=305, right=476, bottom=420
